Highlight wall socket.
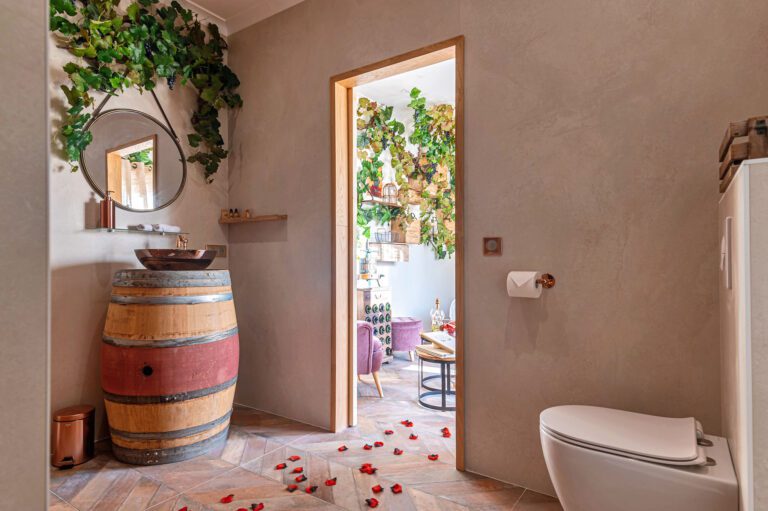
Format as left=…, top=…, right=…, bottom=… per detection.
left=483, top=237, right=502, bottom=256
left=206, top=244, right=227, bottom=258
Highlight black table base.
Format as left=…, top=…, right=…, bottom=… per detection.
left=417, top=356, right=456, bottom=411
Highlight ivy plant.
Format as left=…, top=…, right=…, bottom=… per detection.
left=355, top=89, right=456, bottom=259
left=50, top=0, right=242, bottom=182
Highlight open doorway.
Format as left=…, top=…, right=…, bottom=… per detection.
left=330, top=37, right=465, bottom=469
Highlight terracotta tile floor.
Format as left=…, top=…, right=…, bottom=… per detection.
left=49, top=355, right=562, bottom=510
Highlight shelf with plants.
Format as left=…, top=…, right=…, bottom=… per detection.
left=219, top=215, right=288, bottom=224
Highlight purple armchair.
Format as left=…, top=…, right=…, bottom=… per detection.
left=357, top=321, right=384, bottom=397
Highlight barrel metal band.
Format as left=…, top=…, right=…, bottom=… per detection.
left=102, top=327, right=238, bottom=348
left=112, top=270, right=231, bottom=288
left=110, top=409, right=232, bottom=440
left=110, top=292, right=233, bottom=305
left=103, top=376, right=237, bottom=404
left=111, top=427, right=229, bottom=465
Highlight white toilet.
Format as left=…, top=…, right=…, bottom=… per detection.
left=540, top=405, right=738, bottom=511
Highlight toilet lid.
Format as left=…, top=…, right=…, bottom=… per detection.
left=540, top=405, right=702, bottom=464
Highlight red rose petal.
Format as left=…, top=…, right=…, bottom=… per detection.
left=291, top=467, right=304, bottom=474
left=371, top=484, right=384, bottom=493
left=366, top=497, right=380, bottom=508
left=275, top=463, right=287, bottom=470
left=363, top=444, right=373, bottom=450
left=220, top=494, right=235, bottom=503
left=391, top=483, right=403, bottom=494
left=409, top=433, right=418, bottom=440
left=441, top=427, right=451, bottom=438
left=400, top=420, right=414, bottom=427
left=384, top=430, right=394, bottom=435
left=288, top=455, right=301, bottom=462
left=428, top=454, right=439, bottom=461
left=252, top=505, right=265, bottom=511
left=286, top=484, right=298, bottom=492
left=178, top=508, right=188, bottom=511
left=295, top=474, right=307, bottom=483
left=373, top=441, right=384, bottom=448
left=338, top=445, right=348, bottom=452
left=359, top=463, right=378, bottom=474
left=393, top=448, right=403, bottom=455
left=305, top=485, right=318, bottom=494
left=325, top=477, right=337, bottom=486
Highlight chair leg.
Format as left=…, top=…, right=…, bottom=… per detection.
left=408, top=351, right=415, bottom=362
left=372, top=371, right=384, bottom=398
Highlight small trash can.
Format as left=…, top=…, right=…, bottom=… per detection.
left=51, top=405, right=95, bottom=468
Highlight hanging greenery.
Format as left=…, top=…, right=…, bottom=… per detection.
left=355, top=88, right=456, bottom=259
left=50, top=0, right=242, bottom=182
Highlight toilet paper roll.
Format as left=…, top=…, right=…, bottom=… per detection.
left=506, top=271, right=542, bottom=299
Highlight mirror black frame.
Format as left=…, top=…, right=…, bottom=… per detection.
left=79, top=108, right=187, bottom=212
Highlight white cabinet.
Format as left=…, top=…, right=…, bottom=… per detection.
left=719, top=159, right=768, bottom=511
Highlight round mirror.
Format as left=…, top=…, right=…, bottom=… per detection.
left=80, top=109, right=186, bottom=212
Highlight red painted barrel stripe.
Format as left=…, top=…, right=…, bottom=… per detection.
left=101, top=334, right=239, bottom=397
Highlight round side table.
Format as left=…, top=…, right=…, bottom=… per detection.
left=417, top=351, right=456, bottom=411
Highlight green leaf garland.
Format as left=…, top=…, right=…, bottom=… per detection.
left=50, top=0, right=242, bottom=182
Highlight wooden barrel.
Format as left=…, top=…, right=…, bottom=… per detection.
left=101, top=270, right=238, bottom=465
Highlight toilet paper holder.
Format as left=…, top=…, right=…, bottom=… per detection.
left=536, top=273, right=556, bottom=289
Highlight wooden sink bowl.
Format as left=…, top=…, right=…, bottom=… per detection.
left=134, top=249, right=216, bottom=271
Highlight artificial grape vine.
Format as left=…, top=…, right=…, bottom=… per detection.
left=356, top=88, right=456, bottom=259
left=50, top=0, right=242, bottom=182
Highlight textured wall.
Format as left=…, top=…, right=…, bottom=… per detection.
left=228, top=0, right=768, bottom=493
left=48, top=35, right=230, bottom=439
left=0, top=0, right=48, bottom=507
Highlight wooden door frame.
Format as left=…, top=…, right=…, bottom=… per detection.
left=330, top=36, right=465, bottom=470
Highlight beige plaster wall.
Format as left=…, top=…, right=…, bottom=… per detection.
left=48, top=31, right=230, bottom=438
left=227, top=0, right=768, bottom=493
left=0, top=0, right=49, bottom=507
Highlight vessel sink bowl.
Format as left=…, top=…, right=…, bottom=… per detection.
left=135, top=249, right=216, bottom=271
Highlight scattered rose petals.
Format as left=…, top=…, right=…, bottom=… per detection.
left=391, top=483, right=403, bottom=494
left=359, top=463, right=378, bottom=474
left=441, top=427, right=451, bottom=438
left=220, top=494, right=235, bottom=504
left=384, top=430, right=394, bottom=435
left=305, top=485, right=318, bottom=494
left=286, top=484, right=298, bottom=492
left=338, top=445, right=348, bottom=452
left=251, top=505, right=265, bottom=511
left=295, top=474, right=307, bottom=483
left=393, top=448, right=403, bottom=455
left=428, top=454, right=439, bottom=461
left=401, top=420, right=414, bottom=427
left=366, top=497, right=380, bottom=508
left=288, top=455, right=301, bottom=462
left=372, top=484, right=384, bottom=493
left=409, top=433, right=418, bottom=440
left=325, top=477, right=337, bottom=486
left=373, top=441, right=384, bottom=448
left=291, top=467, right=304, bottom=474
left=363, top=444, right=373, bottom=450
left=275, top=463, right=287, bottom=470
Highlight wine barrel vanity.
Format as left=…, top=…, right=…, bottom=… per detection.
left=101, top=269, right=238, bottom=465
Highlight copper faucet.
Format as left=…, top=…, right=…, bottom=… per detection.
left=176, top=234, right=189, bottom=249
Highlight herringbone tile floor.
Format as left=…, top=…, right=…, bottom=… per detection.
left=49, top=355, right=562, bottom=510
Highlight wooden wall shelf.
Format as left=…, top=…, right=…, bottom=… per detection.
left=219, top=214, right=287, bottom=224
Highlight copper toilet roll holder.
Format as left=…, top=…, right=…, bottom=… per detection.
left=536, top=273, right=556, bottom=289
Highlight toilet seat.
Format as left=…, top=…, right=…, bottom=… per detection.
left=540, top=405, right=707, bottom=466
